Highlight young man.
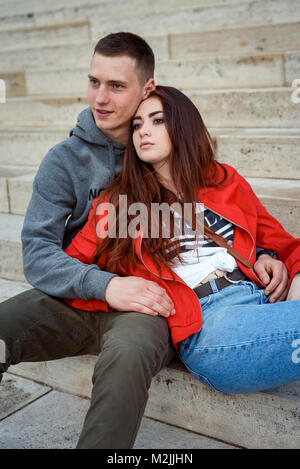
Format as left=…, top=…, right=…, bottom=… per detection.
left=0, top=32, right=176, bottom=449
left=0, top=32, right=289, bottom=449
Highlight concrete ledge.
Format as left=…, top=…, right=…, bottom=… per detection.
left=0, top=374, right=235, bottom=449
left=24, top=54, right=285, bottom=97
left=0, top=165, right=37, bottom=214
left=1, top=128, right=299, bottom=179
left=0, top=21, right=90, bottom=51
left=169, top=22, right=300, bottom=59
left=1, top=88, right=299, bottom=128
left=90, top=0, right=300, bottom=39
left=8, top=356, right=300, bottom=449
left=0, top=128, right=68, bottom=167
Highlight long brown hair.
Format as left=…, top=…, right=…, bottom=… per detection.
left=93, top=86, right=227, bottom=276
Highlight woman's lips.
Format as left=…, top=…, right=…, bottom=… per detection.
left=140, top=142, right=154, bottom=149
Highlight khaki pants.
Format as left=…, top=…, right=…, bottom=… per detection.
left=0, top=288, right=176, bottom=448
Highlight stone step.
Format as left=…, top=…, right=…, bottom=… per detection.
left=0, top=165, right=37, bottom=214
left=0, top=41, right=94, bottom=72
left=1, top=87, right=299, bottom=128
left=0, top=20, right=90, bottom=51
left=246, top=178, right=300, bottom=237
left=3, top=52, right=299, bottom=98
left=0, top=280, right=299, bottom=449
left=0, top=0, right=243, bottom=19
left=169, top=22, right=300, bottom=59
left=188, top=87, right=300, bottom=128
left=0, top=95, right=88, bottom=128
left=286, top=51, right=300, bottom=85
left=90, top=0, right=300, bottom=40
left=0, top=372, right=235, bottom=449
left=1, top=1, right=299, bottom=52
left=1, top=128, right=299, bottom=180
left=5, top=345, right=300, bottom=448
left=0, top=278, right=31, bottom=304
left=213, top=128, right=300, bottom=180
left=3, top=51, right=299, bottom=98
left=0, top=37, right=168, bottom=74
left=0, top=0, right=254, bottom=32
left=0, top=128, right=68, bottom=167
left=1, top=26, right=299, bottom=75
left=21, top=54, right=287, bottom=98
left=0, top=213, right=25, bottom=282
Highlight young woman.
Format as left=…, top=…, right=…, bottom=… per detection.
left=64, top=86, right=300, bottom=394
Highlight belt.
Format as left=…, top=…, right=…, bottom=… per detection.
left=193, top=269, right=247, bottom=299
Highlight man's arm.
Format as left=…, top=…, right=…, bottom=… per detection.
left=21, top=148, right=116, bottom=301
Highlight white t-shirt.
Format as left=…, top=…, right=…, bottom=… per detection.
left=167, top=204, right=237, bottom=289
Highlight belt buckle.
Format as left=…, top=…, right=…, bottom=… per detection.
left=224, top=271, right=243, bottom=284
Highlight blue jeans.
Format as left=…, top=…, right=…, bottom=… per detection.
left=179, top=280, right=300, bottom=394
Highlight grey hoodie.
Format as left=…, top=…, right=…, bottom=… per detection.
left=21, top=107, right=125, bottom=301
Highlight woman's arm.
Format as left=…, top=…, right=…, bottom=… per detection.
left=239, top=175, right=300, bottom=282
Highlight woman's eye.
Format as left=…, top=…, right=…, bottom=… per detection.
left=154, top=118, right=164, bottom=124
left=132, top=123, right=141, bottom=131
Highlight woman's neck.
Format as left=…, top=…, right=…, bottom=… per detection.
left=152, top=161, right=178, bottom=195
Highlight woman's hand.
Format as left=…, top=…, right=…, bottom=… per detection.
left=286, top=273, right=300, bottom=301
left=254, top=254, right=289, bottom=302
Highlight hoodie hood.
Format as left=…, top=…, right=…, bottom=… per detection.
left=70, top=107, right=125, bottom=152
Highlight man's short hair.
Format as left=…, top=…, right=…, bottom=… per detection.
left=94, top=32, right=155, bottom=84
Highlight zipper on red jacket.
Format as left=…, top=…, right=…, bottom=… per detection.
left=138, top=236, right=201, bottom=305
left=203, top=204, right=265, bottom=287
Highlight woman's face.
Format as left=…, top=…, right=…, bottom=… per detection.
left=132, top=96, right=172, bottom=171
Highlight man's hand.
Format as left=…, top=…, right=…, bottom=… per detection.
left=254, top=254, right=289, bottom=302
left=286, top=272, right=300, bottom=301
left=105, top=276, right=176, bottom=318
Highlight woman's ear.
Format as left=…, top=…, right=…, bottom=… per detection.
left=142, top=78, right=156, bottom=100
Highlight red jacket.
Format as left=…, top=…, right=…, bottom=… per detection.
left=64, top=164, right=300, bottom=348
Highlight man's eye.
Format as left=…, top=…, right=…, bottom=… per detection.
left=89, top=78, right=98, bottom=85
left=113, top=84, right=123, bottom=89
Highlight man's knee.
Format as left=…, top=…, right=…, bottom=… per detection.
left=97, top=315, right=175, bottom=378
left=106, top=313, right=171, bottom=350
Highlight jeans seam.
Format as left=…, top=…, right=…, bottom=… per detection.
left=183, top=330, right=300, bottom=353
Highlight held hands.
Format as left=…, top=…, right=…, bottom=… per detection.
left=254, top=254, right=289, bottom=302
left=105, top=276, right=176, bottom=318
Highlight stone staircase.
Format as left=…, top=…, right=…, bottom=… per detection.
left=0, top=0, right=300, bottom=449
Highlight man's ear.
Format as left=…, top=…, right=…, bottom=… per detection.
left=142, top=78, right=156, bottom=100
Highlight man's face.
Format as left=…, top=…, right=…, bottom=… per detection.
left=87, top=53, right=152, bottom=144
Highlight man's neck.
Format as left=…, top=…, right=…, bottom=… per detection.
left=100, top=127, right=129, bottom=147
